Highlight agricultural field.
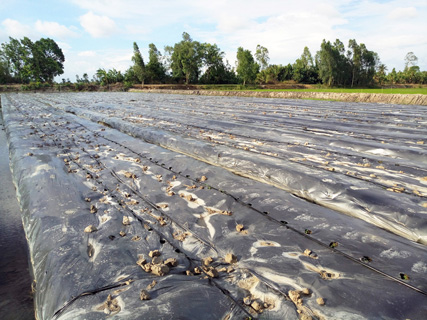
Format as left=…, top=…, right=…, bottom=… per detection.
left=1, top=92, right=427, bottom=319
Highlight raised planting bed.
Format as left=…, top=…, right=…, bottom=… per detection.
left=2, top=92, right=426, bottom=319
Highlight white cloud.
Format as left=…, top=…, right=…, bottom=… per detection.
left=387, top=7, right=418, bottom=20
left=124, top=24, right=152, bottom=36
left=1, top=18, right=35, bottom=39
left=56, top=41, right=72, bottom=52
left=339, top=1, right=427, bottom=71
left=79, top=11, right=117, bottom=38
left=78, top=50, right=97, bottom=57
left=189, top=1, right=349, bottom=67
left=35, top=20, right=79, bottom=39
left=71, top=0, right=191, bottom=19
left=56, top=0, right=427, bottom=76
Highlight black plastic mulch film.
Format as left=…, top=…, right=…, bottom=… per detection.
left=1, top=92, right=426, bottom=320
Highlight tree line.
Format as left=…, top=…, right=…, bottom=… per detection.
left=100, top=33, right=427, bottom=87
left=1, top=33, right=426, bottom=87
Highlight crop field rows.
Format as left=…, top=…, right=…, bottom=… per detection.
left=1, top=92, right=427, bottom=319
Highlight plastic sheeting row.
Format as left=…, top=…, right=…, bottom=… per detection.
left=2, top=93, right=427, bottom=320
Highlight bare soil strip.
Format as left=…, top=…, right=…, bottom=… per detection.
left=130, top=88, right=427, bottom=105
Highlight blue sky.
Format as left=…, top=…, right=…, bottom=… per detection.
left=1, top=0, right=426, bottom=81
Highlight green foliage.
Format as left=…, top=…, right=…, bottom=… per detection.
left=200, top=44, right=237, bottom=84
left=124, top=67, right=137, bottom=84
left=33, top=38, right=65, bottom=82
left=292, top=47, right=319, bottom=84
left=96, top=68, right=124, bottom=86
left=384, top=53, right=427, bottom=85
left=123, top=81, right=133, bottom=90
left=1, top=37, right=28, bottom=83
left=199, top=62, right=237, bottom=84
left=132, top=42, right=146, bottom=84
left=316, top=39, right=378, bottom=87
left=236, top=47, right=259, bottom=86
left=255, top=45, right=269, bottom=71
left=170, top=32, right=204, bottom=84
left=0, top=55, right=13, bottom=84
left=21, top=81, right=52, bottom=91
left=256, top=64, right=294, bottom=84
left=76, top=73, right=90, bottom=84
left=374, top=64, right=387, bottom=86
left=146, top=43, right=166, bottom=83
left=74, top=82, right=83, bottom=91
left=1, top=37, right=64, bottom=83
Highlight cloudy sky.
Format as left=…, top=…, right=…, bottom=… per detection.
left=1, top=0, right=426, bottom=81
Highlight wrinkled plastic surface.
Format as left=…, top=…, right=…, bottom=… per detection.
left=46, top=92, right=427, bottom=244
left=2, top=92, right=427, bottom=320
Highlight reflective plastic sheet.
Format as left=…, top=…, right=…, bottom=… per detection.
left=2, top=92, right=427, bottom=320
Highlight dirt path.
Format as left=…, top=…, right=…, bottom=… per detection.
left=130, top=88, right=427, bottom=105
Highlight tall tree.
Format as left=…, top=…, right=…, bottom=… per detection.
left=359, top=43, right=379, bottom=86
left=404, top=52, right=418, bottom=70
left=0, top=55, right=12, bottom=84
left=96, top=68, right=109, bottom=86
left=132, top=42, right=146, bottom=85
left=200, top=43, right=236, bottom=84
left=163, top=45, right=174, bottom=76
left=317, top=39, right=378, bottom=87
left=387, top=68, right=398, bottom=84
left=146, top=43, right=166, bottom=83
left=32, top=38, right=65, bottom=82
left=255, top=45, right=269, bottom=71
left=332, top=39, right=348, bottom=86
left=316, top=40, right=337, bottom=86
left=1, top=37, right=64, bottom=83
left=375, top=63, right=387, bottom=86
left=347, top=39, right=361, bottom=87
left=236, top=47, right=259, bottom=86
left=293, top=47, right=318, bottom=83
left=1, top=37, right=31, bottom=83
left=170, top=32, right=204, bottom=84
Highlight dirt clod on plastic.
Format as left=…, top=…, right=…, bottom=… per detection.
left=140, top=262, right=152, bottom=272
left=140, top=290, right=151, bottom=301
left=136, top=256, right=146, bottom=266
left=151, top=264, right=169, bottom=276
left=164, top=258, right=178, bottom=267
left=251, top=300, right=263, bottom=312
left=202, top=266, right=218, bottom=278
left=149, top=250, right=161, bottom=258
left=236, top=224, right=244, bottom=232
left=98, top=294, right=121, bottom=315
left=203, top=257, right=214, bottom=266
left=146, top=280, right=157, bottom=290
left=122, top=216, right=130, bottom=225
left=173, top=231, right=190, bottom=241
left=90, top=204, right=97, bottom=213
left=84, top=225, right=97, bottom=233
left=224, top=253, right=237, bottom=264
left=123, top=171, right=136, bottom=179
left=316, top=297, right=325, bottom=305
